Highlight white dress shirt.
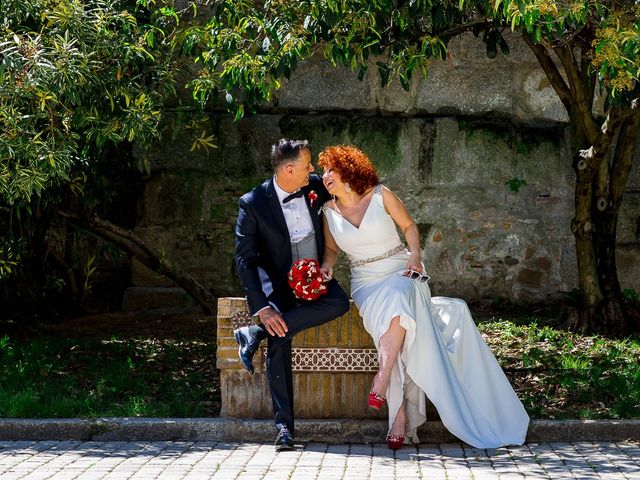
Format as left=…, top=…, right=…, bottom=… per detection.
left=273, top=175, right=314, bottom=243
left=255, top=176, right=316, bottom=316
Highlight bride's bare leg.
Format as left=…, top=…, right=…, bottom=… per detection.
left=371, top=315, right=406, bottom=397
left=388, top=400, right=407, bottom=437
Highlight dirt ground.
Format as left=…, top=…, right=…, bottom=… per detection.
left=0, top=299, right=559, bottom=340
left=1, top=311, right=216, bottom=341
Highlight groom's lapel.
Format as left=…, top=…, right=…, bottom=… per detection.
left=265, top=178, right=290, bottom=239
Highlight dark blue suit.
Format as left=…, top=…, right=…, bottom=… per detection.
left=235, top=174, right=349, bottom=434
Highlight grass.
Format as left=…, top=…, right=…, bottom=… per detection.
left=0, top=312, right=638, bottom=419
left=477, top=319, right=640, bottom=420
left=0, top=314, right=219, bottom=418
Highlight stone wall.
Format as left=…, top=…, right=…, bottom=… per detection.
left=125, top=32, right=640, bottom=311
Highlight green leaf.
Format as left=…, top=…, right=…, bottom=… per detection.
left=505, top=177, right=527, bottom=193
left=533, top=26, right=541, bottom=43
left=486, top=30, right=498, bottom=59
left=498, top=33, right=509, bottom=56
left=376, top=61, right=390, bottom=88
left=357, top=65, right=367, bottom=81
left=399, top=74, right=409, bottom=91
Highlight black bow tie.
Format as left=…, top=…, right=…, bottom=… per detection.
left=282, top=190, right=305, bottom=204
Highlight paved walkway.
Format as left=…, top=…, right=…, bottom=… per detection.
left=0, top=440, right=639, bottom=479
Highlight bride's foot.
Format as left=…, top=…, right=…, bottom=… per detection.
left=368, top=391, right=386, bottom=410
left=368, top=372, right=389, bottom=410
left=386, top=409, right=408, bottom=450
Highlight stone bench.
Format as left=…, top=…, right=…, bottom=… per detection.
left=216, top=297, right=438, bottom=420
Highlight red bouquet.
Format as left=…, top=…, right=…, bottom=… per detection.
left=287, top=258, right=328, bottom=301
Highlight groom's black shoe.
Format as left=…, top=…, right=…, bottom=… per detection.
left=234, top=326, right=262, bottom=375
left=274, top=426, right=295, bottom=451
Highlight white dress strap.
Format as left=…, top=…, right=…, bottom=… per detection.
left=374, top=184, right=383, bottom=195
left=322, top=198, right=338, bottom=216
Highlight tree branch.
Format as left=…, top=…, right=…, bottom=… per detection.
left=593, top=146, right=610, bottom=214
left=59, top=211, right=218, bottom=314
left=609, top=112, right=640, bottom=213
left=554, top=44, right=599, bottom=144
left=45, top=244, right=80, bottom=301
left=576, top=107, right=626, bottom=173
left=437, top=19, right=492, bottom=42
left=578, top=27, right=597, bottom=109
left=521, top=32, right=572, bottom=111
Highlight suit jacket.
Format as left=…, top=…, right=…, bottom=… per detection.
left=235, top=174, right=329, bottom=316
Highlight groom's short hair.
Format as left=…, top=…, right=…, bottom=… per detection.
left=271, top=139, right=309, bottom=170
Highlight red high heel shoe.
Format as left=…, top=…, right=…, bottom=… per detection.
left=368, top=391, right=386, bottom=410
left=386, top=420, right=408, bottom=450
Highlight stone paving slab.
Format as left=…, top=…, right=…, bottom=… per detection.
left=1, top=419, right=639, bottom=444
left=0, top=440, right=638, bottom=480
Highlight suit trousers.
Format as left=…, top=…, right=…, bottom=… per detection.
left=264, top=278, right=349, bottom=435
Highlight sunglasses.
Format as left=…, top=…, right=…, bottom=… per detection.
left=403, top=269, right=431, bottom=283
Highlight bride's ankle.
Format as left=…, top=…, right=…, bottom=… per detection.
left=390, top=412, right=407, bottom=435
left=371, top=370, right=390, bottom=394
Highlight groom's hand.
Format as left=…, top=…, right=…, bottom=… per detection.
left=258, top=307, right=288, bottom=337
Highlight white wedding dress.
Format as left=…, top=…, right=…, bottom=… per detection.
left=324, top=185, right=529, bottom=448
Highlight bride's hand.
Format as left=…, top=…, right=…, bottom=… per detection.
left=320, top=265, right=333, bottom=282
left=406, top=253, right=423, bottom=272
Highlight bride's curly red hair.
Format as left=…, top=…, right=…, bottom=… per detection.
left=318, top=145, right=379, bottom=195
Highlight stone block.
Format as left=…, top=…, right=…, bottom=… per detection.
left=617, top=193, right=640, bottom=243
left=277, top=114, right=404, bottom=176
left=375, top=76, right=415, bottom=113
left=429, top=118, right=567, bottom=187
left=617, top=245, right=640, bottom=293
left=131, top=259, right=175, bottom=287
left=121, top=286, right=202, bottom=313
left=276, top=58, right=376, bottom=111
left=131, top=224, right=240, bottom=297
left=213, top=115, right=284, bottom=178
left=269, top=32, right=570, bottom=124
left=415, top=59, right=513, bottom=116
left=626, top=144, right=640, bottom=189
left=513, top=68, right=568, bottom=123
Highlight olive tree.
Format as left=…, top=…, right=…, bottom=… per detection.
left=184, top=0, right=639, bottom=335
left=0, top=0, right=216, bottom=313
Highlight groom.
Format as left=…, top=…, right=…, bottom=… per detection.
left=233, top=138, right=350, bottom=451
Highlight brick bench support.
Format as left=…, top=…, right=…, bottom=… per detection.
left=217, top=297, right=440, bottom=420
left=216, top=297, right=389, bottom=420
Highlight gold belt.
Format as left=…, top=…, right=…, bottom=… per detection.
left=349, top=244, right=406, bottom=268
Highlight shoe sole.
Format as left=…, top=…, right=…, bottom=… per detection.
left=275, top=443, right=295, bottom=452
left=234, top=329, right=254, bottom=375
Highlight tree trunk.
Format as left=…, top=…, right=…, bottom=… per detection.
left=569, top=108, right=604, bottom=303
left=523, top=32, right=639, bottom=336
left=565, top=112, right=640, bottom=336
left=59, top=211, right=218, bottom=314
left=562, top=110, right=639, bottom=335
left=567, top=143, right=603, bottom=330
left=589, top=115, right=640, bottom=336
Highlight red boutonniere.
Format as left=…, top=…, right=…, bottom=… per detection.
left=308, top=190, right=318, bottom=206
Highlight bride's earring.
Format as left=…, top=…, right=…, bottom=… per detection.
left=345, top=183, right=352, bottom=193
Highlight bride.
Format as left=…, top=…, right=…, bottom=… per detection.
left=317, top=145, right=529, bottom=450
